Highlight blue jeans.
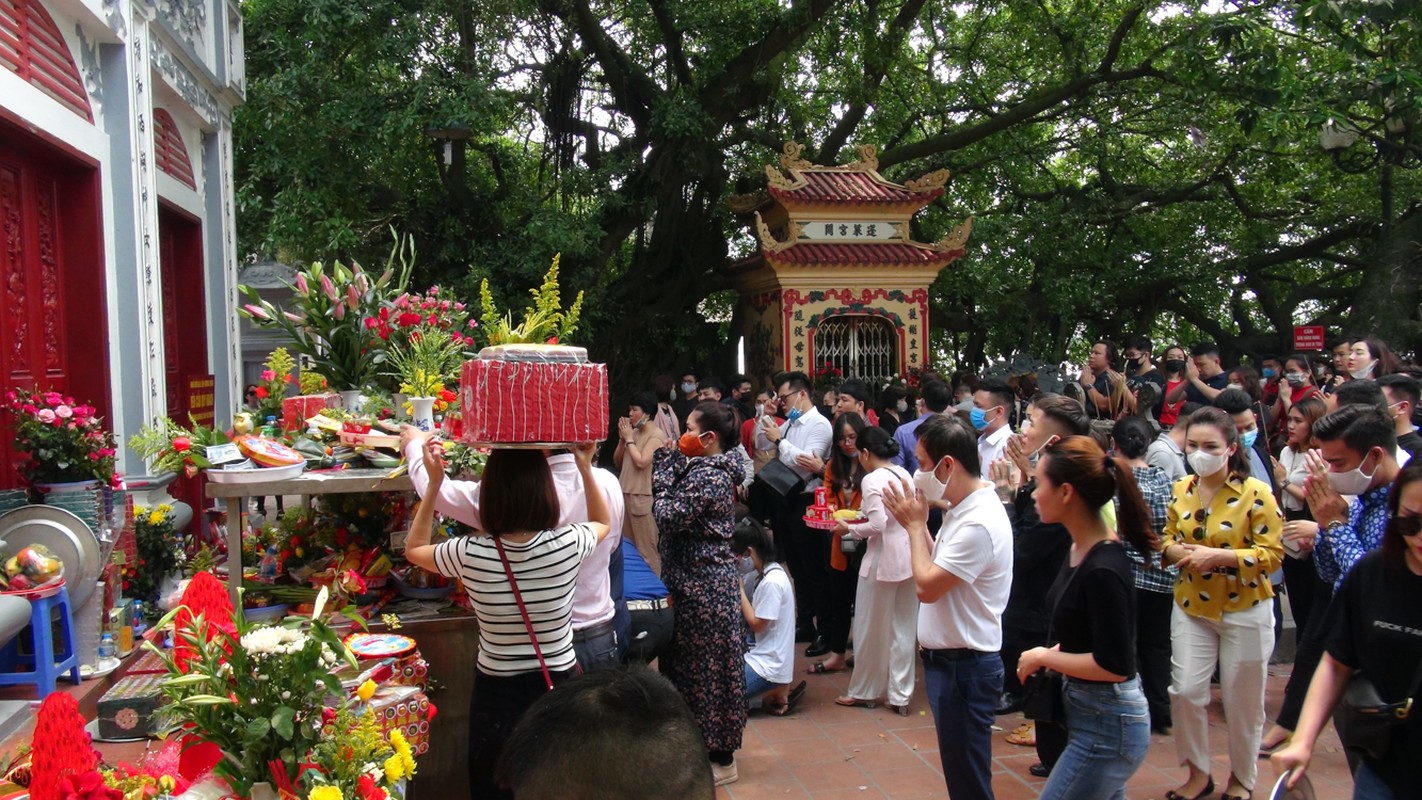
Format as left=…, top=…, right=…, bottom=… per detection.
left=744, top=660, right=780, bottom=709
left=572, top=625, right=620, bottom=672
left=922, top=650, right=1002, bottom=800
left=1040, top=676, right=1150, bottom=800
left=1354, top=762, right=1395, bottom=800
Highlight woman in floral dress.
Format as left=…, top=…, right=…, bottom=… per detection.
left=653, top=400, right=747, bottom=786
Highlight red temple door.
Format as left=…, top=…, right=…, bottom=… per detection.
left=158, top=203, right=208, bottom=421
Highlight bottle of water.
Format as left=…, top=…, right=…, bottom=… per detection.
left=97, top=632, right=116, bottom=661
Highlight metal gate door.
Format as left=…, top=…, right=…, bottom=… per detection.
left=814, top=316, right=898, bottom=386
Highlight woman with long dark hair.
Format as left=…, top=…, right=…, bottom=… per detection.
left=652, top=401, right=747, bottom=786
left=1015, top=436, right=1157, bottom=798
left=1161, top=406, right=1285, bottom=800
left=1348, top=336, right=1402, bottom=381
left=807, top=412, right=867, bottom=674
left=1273, top=463, right=1422, bottom=798
left=836, top=426, right=918, bottom=714
left=1269, top=354, right=1322, bottom=447
left=404, top=439, right=611, bottom=798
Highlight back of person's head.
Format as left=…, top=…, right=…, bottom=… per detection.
left=1134, top=382, right=1162, bottom=416
left=1334, top=379, right=1389, bottom=413
left=629, top=391, right=658, bottom=418
left=482, top=449, right=560, bottom=534
left=1040, top=435, right=1158, bottom=556
left=1186, top=406, right=1252, bottom=479
left=976, top=379, right=1014, bottom=412
left=1190, top=341, right=1220, bottom=359
left=915, top=413, right=980, bottom=477
left=777, top=371, right=811, bottom=394
left=1213, top=388, right=1253, bottom=416
left=1380, top=463, right=1422, bottom=569
left=651, top=374, right=675, bottom=404
left=1230, top=364, right=1263, bottom=403
left=1178, top=401, right=1204, bottom=421
left=838, top=379, right=871, bottom=407
left=1112, top=416, right=1156, bottom=460
left=499, top=666, right=714, bottom=799
left=858, top=426, right=900, bottom=461
left=692, top=401, right=739, bottom=450
left=1312, top=404, right=1398, bottom=457
left=920, top=379, right=952, bottom=413
left=1030, top=393, right=1091, bottom=436
left=1017, top=373, right=1040, bottom=397
left=732, top=515, right=777, bottom=562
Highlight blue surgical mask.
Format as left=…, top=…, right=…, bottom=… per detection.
left=1241, top=429, right=1258, bottom=449
left=786, top=407, right=802, bottom=423
left=1262, top=368, right=1277, bottom=379
left=969, top=407, right=989, bottom=431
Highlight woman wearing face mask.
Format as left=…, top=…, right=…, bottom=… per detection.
left=1016, top=435, right=1159, bottom=799
left=877, top=386, right=910, bottom=436
left=835, top=426, right=918, bottom=713
left=1159, top=346, right=1189, bottom=429
left=651, top=401, right=749, bottom=786
left=1269, top=354, right=1321, bottom=448
left=1160, top=406, right=1285, bottom=800
left=616, top=391, right=668, bottom=576
left=735, top=516, right=805, bottom=715
left=1348, top=336, right=1402, bottom=382
left=807, top=413, right=868, bottom=675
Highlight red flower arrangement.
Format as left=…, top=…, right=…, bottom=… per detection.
left=4, top=388, right=119, bottom=487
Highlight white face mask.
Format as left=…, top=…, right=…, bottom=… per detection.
left=1187, top=449, right=1229, bottom=477
left=1349, top=361, right=1375, bottom=380
left=755, top=403, right=766, bottom=418
left=681, top=382, right=697, bottom=395
left=896, top=399, right=908, bottom=413
left=1327, top=452, right=1377, bottom=495
left=1226, top=383, right=1244, bottom=392
left=737, top=555, right=756, bottom=574
left=912, top=459, right=950, bottom=501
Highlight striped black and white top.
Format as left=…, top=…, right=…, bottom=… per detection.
left=431, top=523, right=598, bottom=675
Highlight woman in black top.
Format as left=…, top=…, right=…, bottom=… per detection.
left=1273, top=463, right=1422, bottom=798
left=1016, top=435, right=1159, bottom=799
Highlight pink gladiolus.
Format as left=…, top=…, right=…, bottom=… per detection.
left=467, top=319, right=478, bottom=328
left=3, top=391, right=14, bottom=403
left=296, top=273, right=310, bottom=294
left=37, top=409, right=55, bottom=423
left=69, top=422, right=78, bottom=429
left=441, top=300, right=451, bottom=311
left=261, top=369, right=276, bottom=381
left=321, top=275, right=338, bottom=302
left=244, top=303, right=271, bottom=320
left=395, top=294, right=409, bottom=309
left=55, top=405, right=73, bottom=418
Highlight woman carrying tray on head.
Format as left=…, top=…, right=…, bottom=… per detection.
left=652, top=400, right=748, bottom=787
left=404, top=437, right=612, bottom=800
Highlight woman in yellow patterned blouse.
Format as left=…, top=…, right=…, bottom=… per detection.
left=1160, top=406, right=1284, bottom=800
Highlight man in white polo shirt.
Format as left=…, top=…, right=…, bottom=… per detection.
left=972, top=378, right=1015, bottom=479
left=886, top=414, right=1013, bottom=800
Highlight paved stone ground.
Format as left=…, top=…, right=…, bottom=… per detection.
left=719, top=648, right=1353, bottom=799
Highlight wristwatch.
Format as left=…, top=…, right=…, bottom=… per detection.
left=1323, top=519, right=1347, bottom=534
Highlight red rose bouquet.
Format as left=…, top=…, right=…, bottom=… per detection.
left=4, top=388, right=118, bottom=487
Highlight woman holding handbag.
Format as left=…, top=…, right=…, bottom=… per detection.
left=1015, top=436, right=1158, bottom=799
left=835, top=425, right=918, bottom=714
left=1272, top=463, right=1422, bottom=799
left=404, top=437, right=612, bottom=799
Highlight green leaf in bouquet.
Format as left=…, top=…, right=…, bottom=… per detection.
left=272, top=705, right=296, bottom=740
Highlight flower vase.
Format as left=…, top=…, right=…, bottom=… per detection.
left=338, top=389, right=364, bottom=411
left=410, top=396, right=437, bottom=432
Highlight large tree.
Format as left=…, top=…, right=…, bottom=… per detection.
left=235, top=0, right=1421, bottom=386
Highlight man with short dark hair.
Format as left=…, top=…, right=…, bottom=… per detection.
left=1167, top=341, right=1230, bottom=405
left=498, top=666, right=715, bottom=799
left=1377, top=373, right=1420, bottom=460
left=972, top=379, right=1015, bottom=479
left=834, top=378, right=875, bottom=425
left=886, top=414, right=1012, bottom=800
left=1078, top=340, right=1129, bottom=419
left=1124, top=335, right=1168, bottom=418
left=1213, top=388, right=1277, bottom=492
left=727, top=374, right=754, bottom=421
left=1259, top=354, right=1283, bottom=409
left=674, top=372, right=700, bottom=427
left=893, top=379, right=952, bottom=473
left=697, top=378, right=725, bottom=403
left=1325, top=337, right=1351, bottom=394
left=1308, top=405, right=1401, bottom=589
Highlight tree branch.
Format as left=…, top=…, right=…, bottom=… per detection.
left=815, top=0, right=929, bottom=163
left=699, top=0, right=841, bottom=123
left=646, top=0, right=692, bottom=87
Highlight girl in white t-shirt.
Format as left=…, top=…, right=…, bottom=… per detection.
left=735, top=517, right=803, bottom=715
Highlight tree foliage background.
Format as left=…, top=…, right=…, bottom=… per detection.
left=235, top=0, right=1422, bottom=388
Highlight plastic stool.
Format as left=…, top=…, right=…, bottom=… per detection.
left=0, top=584, right=81, bottom=699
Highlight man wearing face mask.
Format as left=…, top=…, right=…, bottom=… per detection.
left=1306, top=405, right=1402, bottom=590
left=1259, top=354, right=1283, bottom=409
left=972, top=380, right=1014, bottom=480
left=1123, top=335, right=1167, bottom=417
left=673, top=372, right=700, bottom=428
left=989, top=395, right=1087, bottom=755
left=1214, top=388, right=1279, bottom=493
left=760, top=371, right=834, bottom=648
left=1378, top=373, right=1422, bottom=460
left=884, top=414, right=1013, bottom=800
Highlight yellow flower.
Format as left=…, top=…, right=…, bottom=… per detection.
left=308, top=786, right=343, bottom=800
left=391, top=728, right=416, bottom=774
left=356, top=679, right=377, bottom=702
left=157, top=503, right=173, bottom=514
left=147, top=511, right=164, bottom=526
left=384, top=754, right=405, bottom=783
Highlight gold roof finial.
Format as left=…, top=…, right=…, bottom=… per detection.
left=780, top=141, right=813, bottom=171
left=906, top=168, right=952, bottom=192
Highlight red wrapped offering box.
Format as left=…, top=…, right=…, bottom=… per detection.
left=282, top=393, right=339, bottom=432
left=460, top=345, right=608, bottom=444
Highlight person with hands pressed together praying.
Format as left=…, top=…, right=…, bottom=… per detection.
left=1305, top=405, right=1401, bottom=591
left=616, top=392, right=667, bottom=576
left=882, top=414, right=1013, bottom=800
left=403, top=437, right=611, bottom=800
left=1079, top=340, right=1131, bottom=420
left=1159, top=406, right=1284, bottom=800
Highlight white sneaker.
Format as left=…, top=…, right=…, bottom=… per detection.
left=711, top=761, right=739, bottom=786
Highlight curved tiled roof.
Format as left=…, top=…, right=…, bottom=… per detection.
left=770, top=170, right=943, bottom=205
left=766, top=243, right=958, bottom=265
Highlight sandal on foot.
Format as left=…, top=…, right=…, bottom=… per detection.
left=1258, top=737, right=1289, bottom=758
left=886, top=703, right=910, bottom=717
left=787, top=680, right=807, bottom=706
left=807, top=661, right=847, bottom=674
left=1005, top=722, right=1036, bottom=747
left=1162, top=777, right=1214, bottom=800
left=834, top=696, right=877, bottom=708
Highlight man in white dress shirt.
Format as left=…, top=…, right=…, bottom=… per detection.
left=972, top=379, right=1014, bottom=480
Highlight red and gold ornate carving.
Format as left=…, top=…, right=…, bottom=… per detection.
left=0, top=165, right=26, bottom=376
left=35, top=179, right=62, bottom=372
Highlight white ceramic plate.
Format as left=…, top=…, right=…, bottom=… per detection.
left=0, top=505, right=100, bottom=609
left=86, top=717, right=147, bottom=743
left=205, top=461, right=306, bottom=484
left=1268, top=771, right=1316, bottom=800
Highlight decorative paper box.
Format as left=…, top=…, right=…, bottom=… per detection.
left=460, top=344, right=608, bottom=444
left=282, top=393, right=339, bottom=432
left=97, top=673, right=169, bottom=740
left=369, top=685, right=432, bottom=755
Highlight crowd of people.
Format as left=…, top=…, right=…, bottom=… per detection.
left=397, top=333, right=1422, bottom=799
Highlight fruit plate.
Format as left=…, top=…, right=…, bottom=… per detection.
left=801, top=515, right=837, bottom=531
left=1, top=575, right=65, bottom=599
left=0, top=505, right=100, bottom=608
left=205, top=461, right=306, bottom=484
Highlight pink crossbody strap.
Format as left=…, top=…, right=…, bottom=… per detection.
left=493, top=536, right=554, bottom=691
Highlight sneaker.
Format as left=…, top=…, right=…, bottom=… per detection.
left=712, top=761, right=739, bottom=786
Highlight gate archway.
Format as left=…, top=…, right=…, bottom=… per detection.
left=812, top=315, right=899, bottom=387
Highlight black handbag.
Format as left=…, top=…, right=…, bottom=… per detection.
left=756, top=457, right=806, bottom=497
left=1332, top=660, right=1422, bottom=761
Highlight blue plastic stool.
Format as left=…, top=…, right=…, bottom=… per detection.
left=0, top=584, right=81, bottom=699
